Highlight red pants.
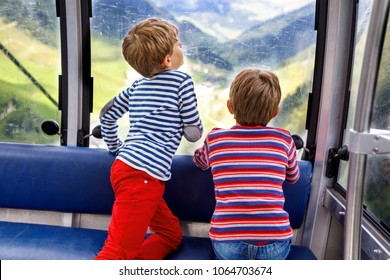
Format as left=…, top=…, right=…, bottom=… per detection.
left=95, top=159, right=182, bottom=260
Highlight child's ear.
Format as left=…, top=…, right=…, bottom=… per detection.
left=272, top=107, right=280, bottom=118
left=163, top=55, right=172, bottom=67
left=227, top=100, right=234, bottom=114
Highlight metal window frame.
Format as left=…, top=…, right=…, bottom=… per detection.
left=303, top=0, right=328, bottom=163
left=57, top=0, right=92, bottom=147
left=301, top=0, right=357, bottom=259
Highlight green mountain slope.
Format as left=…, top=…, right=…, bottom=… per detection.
left=0, top=0, right=317, bottom=145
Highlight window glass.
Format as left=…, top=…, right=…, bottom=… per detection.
left=338, top=0, right=373, bottom=187
left=90, top=0, right=317, bottom=153
left=364, top=16, right=389, bottom=228
left=338, top=0, right=389, bottom=229
left=0, top=0, right=60, bottom=144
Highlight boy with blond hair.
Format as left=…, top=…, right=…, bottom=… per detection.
left=193, top=68, right=299, bottom=260
left=96, top=18, right=203, bottom=260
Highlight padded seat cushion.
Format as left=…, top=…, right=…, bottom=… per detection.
left=0, top=221, right=316, bottom=260
left=0, top=221, right=106, bottom=260
left=0, top=221, right=214, bottom=260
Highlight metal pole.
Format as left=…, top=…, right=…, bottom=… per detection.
left=344, top=0, right=389, bottom=260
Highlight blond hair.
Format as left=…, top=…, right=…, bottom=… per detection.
left=122, top=18, right=178, bottom=78
left=229, top=68, right=281, bottom=126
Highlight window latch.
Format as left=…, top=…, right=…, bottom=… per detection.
left=326, top=145, right=349, bottom=178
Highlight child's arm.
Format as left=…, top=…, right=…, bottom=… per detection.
left=285, top=137, right=300, bottom=184
left=183, top=125, right=202, bottom=142
left=99, top=89, right=130, bottom=154
left=193, top=136, right=210, bottom=170
left=178, top=77, right=203, bottom=142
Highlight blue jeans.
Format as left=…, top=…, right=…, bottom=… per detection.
left=212, top=240, right=291, bottom=260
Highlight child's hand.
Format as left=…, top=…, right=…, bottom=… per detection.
left=108, top=150, right=119, bottom=156
left=108, top=143, right=123, bottom=156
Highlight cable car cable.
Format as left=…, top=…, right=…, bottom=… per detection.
left=0, top=42, right=58, bottom=107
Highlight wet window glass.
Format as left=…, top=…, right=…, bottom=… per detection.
left=338, top=0, right=389, bottom=230
left=0, top=0, right=60, bottom=144
left=364, top=16, right=390, bottom=228
left=90, top=0, right=317, bottom=154
left=338, top=0, right=373, bottom=187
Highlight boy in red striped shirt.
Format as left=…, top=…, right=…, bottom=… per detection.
left=193, top=68, right=300, bottom=260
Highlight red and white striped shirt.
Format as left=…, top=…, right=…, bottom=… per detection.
left=193, top=125, right=300, bottom=242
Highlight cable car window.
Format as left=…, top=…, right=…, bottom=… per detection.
left=338, top=0, right=373, bottom=188
left=90, top=0, right=317, bottom=154
left=338, top=0, right=390, bottom=231
left=364, top=16, right=389, bottom=230
left=0, top=0, right=60, bottom=145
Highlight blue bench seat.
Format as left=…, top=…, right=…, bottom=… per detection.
left=0, top=143, right=317, bottom=260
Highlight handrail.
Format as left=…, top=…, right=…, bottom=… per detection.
left=344, top=0, right=389, bottom=260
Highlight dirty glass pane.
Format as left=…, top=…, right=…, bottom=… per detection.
left=338, top=0, right=389, bottom=229
left=364, top=16, right=390, bottom=228
left=338, top=0, right=373, bottom=188
left=0, top=0, right=60, bottom=144
left=90, top=0, right=317, bottom=153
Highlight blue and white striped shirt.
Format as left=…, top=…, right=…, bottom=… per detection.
left=100, top=70, right=203, bottom=181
